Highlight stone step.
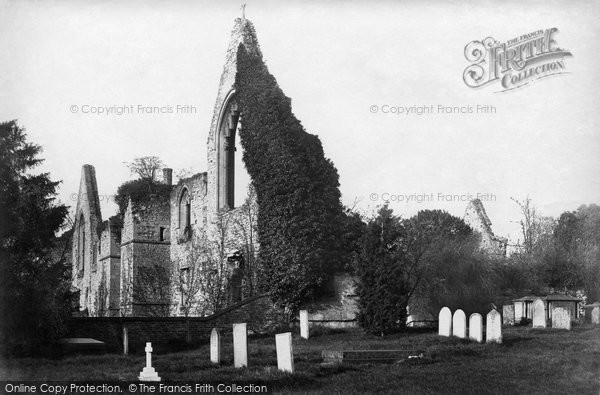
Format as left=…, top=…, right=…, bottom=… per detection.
left=322, top=349, right=424, bottom=364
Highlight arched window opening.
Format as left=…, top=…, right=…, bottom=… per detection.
left=77, top=213, right=86, bottom=275
left=219, top=100, right=240, bottom=210
left=179, top=188, right=191, bottom=230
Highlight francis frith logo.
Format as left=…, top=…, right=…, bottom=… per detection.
left=463, top=28, right=572, bottom=91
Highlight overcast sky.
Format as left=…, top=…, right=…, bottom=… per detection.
left=1, top=0, right=599, bottom=244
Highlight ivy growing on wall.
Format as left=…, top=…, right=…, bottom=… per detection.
left=235, top=44, right=345, bottom=314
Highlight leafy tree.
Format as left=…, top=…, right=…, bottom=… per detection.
left=553, top=205, right=600, bottom=301
left=229, top=185, right=260, bottom=298
left=0, top=120, right=71, bottom=355
left=355, top=206, right=473, bottom=334
left=235, top=42, right=346, bottom=316
left=412, top=236, right=501, bottom=317
left=125, top=156, right=164, bottom=182
left=174, top=213, right=233, bottom=317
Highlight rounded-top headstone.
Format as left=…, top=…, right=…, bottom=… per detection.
left=469, top=313, right=483, bottom=343
left=452, top=309, right=467, bottom=338
left=210, top=328, right=221, bottom=364
left=438, top=307, right=452, bottom=337
left=532, top=298, right=547, bottom=328
left=486, top=309, right=502, bottom=344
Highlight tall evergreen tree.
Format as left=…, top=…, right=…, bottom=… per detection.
left=0, top=120, right=71, bottom=355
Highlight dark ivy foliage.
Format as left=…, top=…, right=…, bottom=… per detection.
left=0, top=120, right=72, bottom=355
left=114, top=178, right=172, bottom=219
left=234, top=44, right=346, bottom=314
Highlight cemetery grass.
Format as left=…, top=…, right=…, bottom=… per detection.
left=1, top=325, right=599, bottom=394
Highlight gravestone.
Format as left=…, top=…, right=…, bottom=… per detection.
left=551, top=307, right=571, bottom=330
left=275, top=332, right=294, bottom=373
left=299, top=310, right=309, bottom=339
left=210, top=328, right=221, bottom=364
left=123, top=326, right=128, bottom=355
left=233, top=323, right=248, bottom=368
left=532, top=298, right=547, bottom=328
left=138, top=342, right=161, bottom=382
left=514, top=302, right=524, bottom=324
left=592, top=306, right=600, bottom=325
left=452, top=309, right=467, bottom=338
left=469, top=313, right=483, bottom=343
left=502, top=305, right=515, bottom=326
left=486, top=309, right=502, bottom=344
left=438, top=307, right=452, bottom=337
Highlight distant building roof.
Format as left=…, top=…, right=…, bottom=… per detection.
left=512, top=294, right=582, bottom=302
left=544, top=294, right=582, bottom=302
left=512, top=295, right=539, bottom=302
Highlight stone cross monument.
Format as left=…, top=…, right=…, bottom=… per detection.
left=138, top=342, right=161, bottom=382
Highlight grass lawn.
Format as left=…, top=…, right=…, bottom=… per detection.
left=1, top=324, right=599, bottom=394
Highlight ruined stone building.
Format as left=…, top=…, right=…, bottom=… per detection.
left=464, top=199, right=508, bottom=257
left=72, top=18, right=261, bottom=317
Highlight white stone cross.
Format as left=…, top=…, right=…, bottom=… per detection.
left=138, top=342, right=161, bottom=382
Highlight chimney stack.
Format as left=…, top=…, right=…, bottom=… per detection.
left=162, top=168, right=173, bottom=186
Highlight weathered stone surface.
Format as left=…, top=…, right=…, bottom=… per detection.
left=300, top=310, right=309, bottom=339
left=275, top=332, right=294, bottom=373
left=463, top=199, right=507, bottom=256
left=486, top=309, right=502, bottom=344
left=304, top=274, right=359, bottom=328
left=210, top=328, right=221, bottom=364
left=514, top=301, right=524, bottom=323
left=593, top=306, right=600, bottom=324
left=532, top=298, right=547, bottom=328
left=438, top=307, right=452, bottom=337
left=551, top=307, right=571, bottom=330
left=233, top=323, right=248, bottom=368
left=502, top=305, right=515, bottom=325
left=322, top=350, right=424, bottom=364
left=139, top=342, right=161, bottom=382
left=583, top=303, right=600, bottom=324
left=469, top=313, right=483, bottom=343
left=123, top=327, right=128, bottom=355
left=452, top=309, right=467, bottom=338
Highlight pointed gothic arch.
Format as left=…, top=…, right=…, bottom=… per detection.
left=179, top=187, right=191, bottom=229
left=76, top=212, right=86, bottom=275
left=216, top=90, right=241, bottom=210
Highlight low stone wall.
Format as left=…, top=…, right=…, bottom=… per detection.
left=303, top=274, right=359, bottom=329
left=67, top=294, right=285, bottom=353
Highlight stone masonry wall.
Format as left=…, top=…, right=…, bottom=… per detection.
left=67, top=294, right=285, bottom=353
left=120, top=196, right=171, bottom=316
left=206, top=18, right=262, bottom=230
left=98, top=219, right=121, bottom=316
left=72, top=165, right=103, bottom=315
left=464, top=199, right=507, bottom=256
